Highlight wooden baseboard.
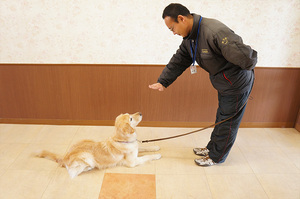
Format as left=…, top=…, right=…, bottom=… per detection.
left=295, top=123, right=300, bottom=132
left=1, top=65, right=299, bottom=129
left=142, top=121, right=295, bottom=128
left=0, top=118, right=115, bottom=126
left=239, top=122, right=294, bottom=128
left=0, top=119, right=295, bottom=128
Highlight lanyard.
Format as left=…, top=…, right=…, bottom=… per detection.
left=190, top=16, right=202, bottom=66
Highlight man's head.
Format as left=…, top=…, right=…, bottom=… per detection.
left=162, top=3, right=193, bottom=37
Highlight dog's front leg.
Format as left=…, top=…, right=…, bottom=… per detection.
left=138, top=145, right=160, bottom=152
left=125, top=152, right=161, bottom=167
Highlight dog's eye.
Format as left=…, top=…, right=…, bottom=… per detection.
left=130, top=118, right=133, bottom=122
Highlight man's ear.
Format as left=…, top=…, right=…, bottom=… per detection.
left=177, top=15, right=185, bottom=22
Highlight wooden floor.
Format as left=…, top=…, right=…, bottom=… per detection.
left=0, top=124, right=299, bottom=199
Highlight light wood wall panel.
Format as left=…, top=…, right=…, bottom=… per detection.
left=0, top=64, right=299, bottom=128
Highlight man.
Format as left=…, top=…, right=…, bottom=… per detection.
left=149, top=3, right=257, bottom=166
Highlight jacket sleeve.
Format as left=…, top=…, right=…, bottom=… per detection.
left=212, top=30, right=257, bottom=70
left=158, top=41, right=192, bottom=88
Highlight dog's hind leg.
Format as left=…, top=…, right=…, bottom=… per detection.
left=138, top=145, right=160, bottom=152
left=66, top=161, right=90, bottom=179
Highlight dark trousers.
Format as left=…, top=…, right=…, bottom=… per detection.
left=206, top=87, right=252, bottom=163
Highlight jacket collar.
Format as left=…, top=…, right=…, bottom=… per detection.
left=184, top=14, right=202, bottom=40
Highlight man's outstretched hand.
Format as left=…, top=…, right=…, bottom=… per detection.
left=149, top=83, right=165, bottom=91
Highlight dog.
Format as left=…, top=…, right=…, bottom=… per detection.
left=35, top=112, right=161, bottom=178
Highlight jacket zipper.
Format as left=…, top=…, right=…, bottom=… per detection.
left=223, top=72, right=232, bottom=85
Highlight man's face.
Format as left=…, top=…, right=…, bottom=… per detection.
left=164, top=16, right=189, bottom=37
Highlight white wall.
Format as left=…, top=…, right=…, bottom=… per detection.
left=0, top=0, right=299, bottom=67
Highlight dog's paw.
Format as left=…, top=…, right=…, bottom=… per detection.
left=154, top=154, right=162, bottom=160
left=152, top=145, right=160, bottom=151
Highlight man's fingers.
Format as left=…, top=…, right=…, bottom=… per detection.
left=149, top=83, right=164, bottom=91
left=149, top=84, right=159, bottom=89
left=148, top=84, right=155, bottom=89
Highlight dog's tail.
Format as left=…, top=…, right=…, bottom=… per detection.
left=35, top=150, right=65, bottom=167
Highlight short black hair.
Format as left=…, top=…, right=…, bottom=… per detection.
left=162, top=3, right=191, bottom=22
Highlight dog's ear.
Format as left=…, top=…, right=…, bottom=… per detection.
left=122, top=123, right=135, bottom=134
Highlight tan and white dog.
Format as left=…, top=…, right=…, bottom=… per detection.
left=35, top=112, right=161, bottom=178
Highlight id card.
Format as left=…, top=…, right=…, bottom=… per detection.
left=190, top=65, right=197, bottom=74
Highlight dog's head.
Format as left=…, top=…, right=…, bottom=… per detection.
left=115, top=112, right=142, bottom=135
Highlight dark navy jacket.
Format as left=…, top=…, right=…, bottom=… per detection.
left=158, top=14, right=257, bottom=95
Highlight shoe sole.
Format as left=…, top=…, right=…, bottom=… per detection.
left=194, top=159, right=214, bottom=167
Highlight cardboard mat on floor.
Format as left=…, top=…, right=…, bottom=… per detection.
left=99, top=173, right=156, bottom=199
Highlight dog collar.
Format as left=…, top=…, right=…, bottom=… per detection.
left=115, top=139, right=137, bottom=144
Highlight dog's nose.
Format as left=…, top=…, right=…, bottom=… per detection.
left=139, top=112, right=142, bottom=116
